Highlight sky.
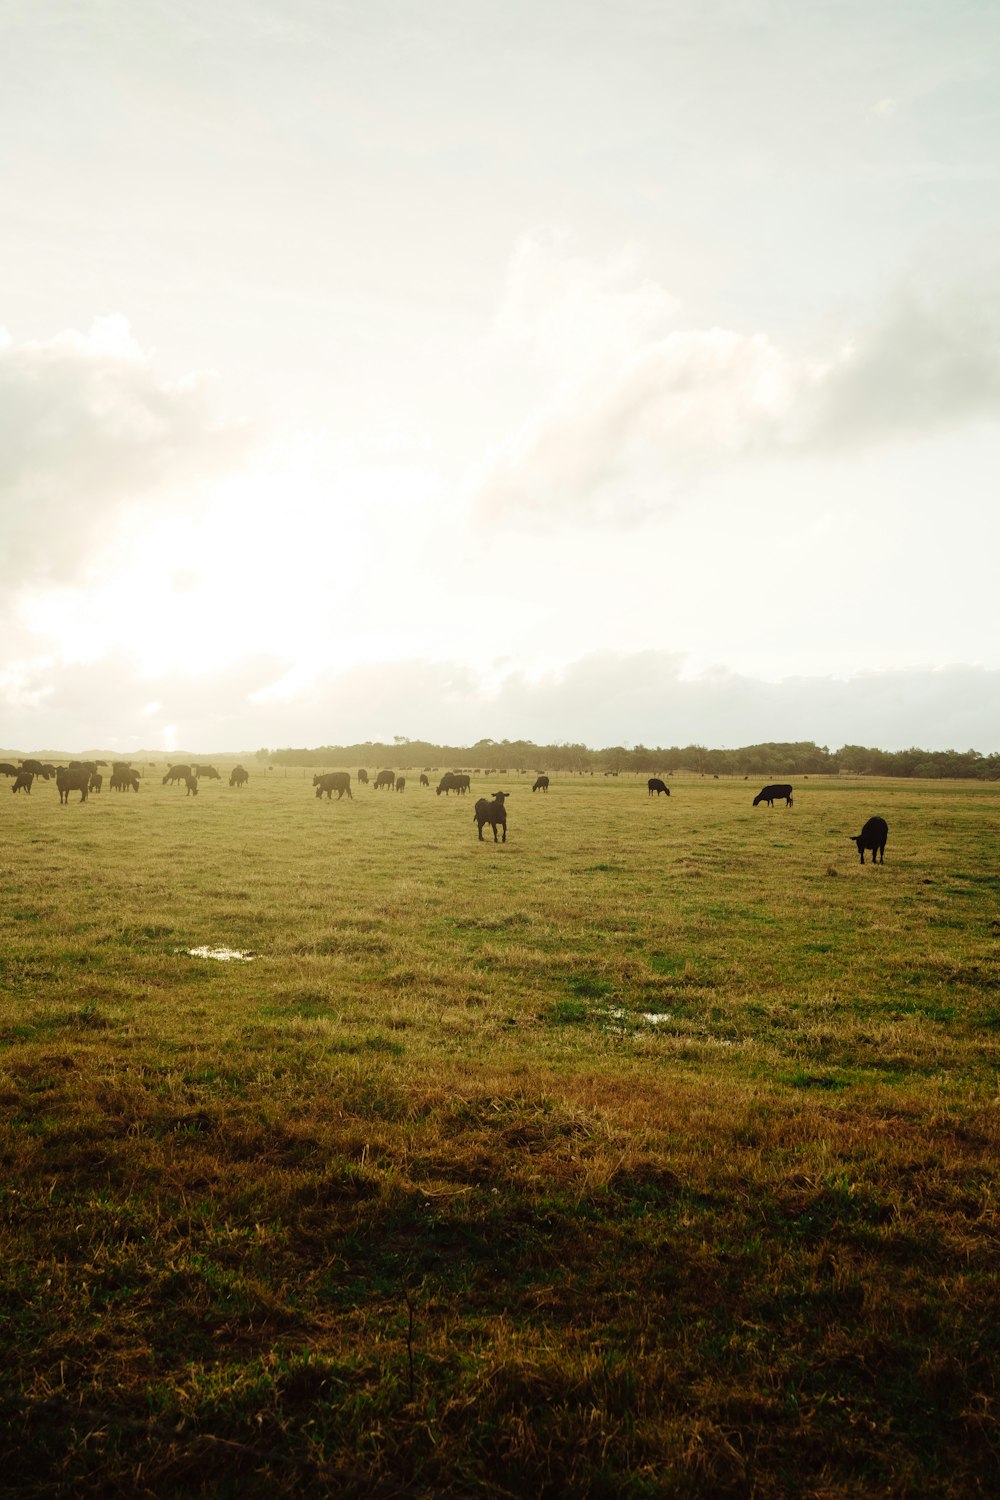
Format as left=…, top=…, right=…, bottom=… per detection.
left=2, top=0, right=999, bottom=754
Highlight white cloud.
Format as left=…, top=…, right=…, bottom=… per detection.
left=2, top=647, right=998, bottom=755
left=471, top=237, right=1000, bottom=525
left=0, top=316, right=247, bottom=586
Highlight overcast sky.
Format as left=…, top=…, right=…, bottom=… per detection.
left=2, top=0, right=998, bottom=753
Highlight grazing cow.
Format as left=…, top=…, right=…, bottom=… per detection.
left=374, top=770, right=395, bottom=790
left=184, top=774, right=199, bottom=796
left=12, top=772, right=33, bottom=794
left=20, top=759, right=46, bottom=777
left=56, top=766, right=89, bottom=804
left=357, top=769, right=369, bottom=785
left=474, top=791, right=509, bottom=842
left=647, top=778, right=669, bottom=797
left=89, top=772, right=103, bottom=793
left=753, top=783, right=793, bottom=808
left=532, top=775, right=549, bottom=793
left=851, top=816, right=888, bottom=865
left=314, top=771, right=352, bottom=800
left=0, top=762, right=19, bottom=777
left=163, top=764, right=193, bottom=785
left=110, top=769, right=129, bottom=791
left=396, top=776, right=406, bottom=792
left=127, top=771, right=140, bottom=792
left=229, top=765, right=249, bottom=788
left=194, top=764, right=221, bottom=780
left=436, top=771, right=470, bottom=795
left=419, top=773, right=429, bottom=787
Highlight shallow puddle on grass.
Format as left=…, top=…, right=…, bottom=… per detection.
left=184, top=945, right=256, bottom=962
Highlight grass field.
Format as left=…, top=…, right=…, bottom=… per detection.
left=2, top=768, right=998, bottom=1497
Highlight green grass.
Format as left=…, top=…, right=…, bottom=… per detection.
left=2, top=769, right=999, bottom=1496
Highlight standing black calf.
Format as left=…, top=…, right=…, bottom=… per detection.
left=474, top=791, right=509, bottom=842
left=851, top=816, right=888, bottom=864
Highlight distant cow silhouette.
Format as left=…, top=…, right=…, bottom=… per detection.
left=532, top=775, right=549, bottom=793
left=419, top=773, right=429, bottom=787
left=851, top=816, right=888, bottom=864
left=314, top=771, right=352, bottom=800
left=194, top=765, right=221, bottom=780
left=357, top=769, right=369, bottom=785
left=647, top=778, right=669, bottom=797
left=230, top=765, right=249, bottom=788
left=753, top=783, right=793, bottom=808
left=474, top=791, right=509, bottom=842
left=374, top=770, right=395, bottom=790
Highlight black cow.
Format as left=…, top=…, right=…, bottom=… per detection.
left=184, top=774, right=199, bottom=796
left=0, top=762, right=19, bottom=777
left=20, top=759, right=46, bottom=777
left=127, top=771, right=140, bottom=792
left=374, top=770, right=395, bottom=790
left=419, top=773, right=429, bottom=787
left=474, top=791, right=509, bottom=842
left=163, top=764, right=193, bottom=785
left=532, top=775, right=549, bottom=793
left=647, top=778, right=669, bottom=797
left=56, top=766, right=89, bottom=804
left=194, top=764, right=221, bottom=780
left=89, top=772, right=103, bottom=793
left=851, top=816, right=888, bottom=864
left=12, top=772, right=33, bottom=794
left=314, top=771, right=352, bottom=800
left=437, top=772, right=470, bottom=796
left=230, top=765, right=249, bottom=788
left=753, top=783, right=793, bottom=808
left=357, top=769, right=369, bottom=785
left=395, top=776, right=406, bottom=792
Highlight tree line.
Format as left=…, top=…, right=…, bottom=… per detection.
left=257, top=739, right=1000, bottom=780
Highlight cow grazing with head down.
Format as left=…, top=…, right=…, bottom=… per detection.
left=474, top=791, right=509, bottom=842
left=374, top=770, right=395, bottom=790
left=12, top=772, right=33, bottom=794
left=436, top=772, right=469, bottom=795
left=0, top=763, right=19, bottom=778
left=851, top=816, right=888, bottom=864
left=647, top=778, right=669, bottom=797
left=419, top=773, right=429, bottom=787
left=230, top=765, right=249, bottom=788
left=532, top=775, right=549, bottom=793
left=194, top=765, right=221, bottom=780
left=163, top=765, right=193, bottom=786
left=753, top=783, right=793, bottom=808
left=357, top=769, right=369, bottom=785
left=184, top=774, right=198, bottom=796
left=314, top=771, right=352, bottom=800
left=395, top=777, right=406, bottom=792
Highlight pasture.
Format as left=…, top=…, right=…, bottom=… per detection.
left=2, top=771, right=998, bottom=1496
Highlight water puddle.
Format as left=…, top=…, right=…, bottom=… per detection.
left=184, top=945, right=256, bottom=962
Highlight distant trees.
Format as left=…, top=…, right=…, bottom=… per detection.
left=265, top=739, right=999, bottom=779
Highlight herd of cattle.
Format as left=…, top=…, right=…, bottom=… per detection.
left=1, top=761, right=889, bottom=859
